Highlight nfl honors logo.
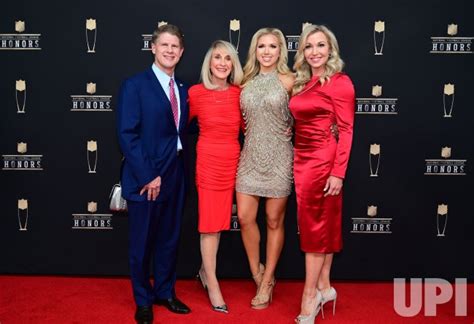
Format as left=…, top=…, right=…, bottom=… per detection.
left=142, top=21, right=168, bottom=50
left=351, top=205, right=392, bottom=234
left=72, top=202, right=113, bottom=230
left=286, top=22, right=312, bottom=52
left=0, top=20, right=41, bottom=50
left=425, top=147, right=467, bottom=175
left=70, top=82, right=112, bottom=112
left=356, top=85, right=398, bottom=115
left=2, top=142, right=43, bottom=171
left=431, top=24, right=473, bottom=54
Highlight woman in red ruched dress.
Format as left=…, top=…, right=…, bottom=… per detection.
left=289, top=25, right=355, bottom=323
left=188, top=40, right=243, bottom=313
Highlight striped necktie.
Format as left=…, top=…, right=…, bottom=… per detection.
left=169, top=78, right=179, bottom=128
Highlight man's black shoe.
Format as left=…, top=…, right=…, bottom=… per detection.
left=155, top=297, right=191, bottom=314
left=135, top=305, right=153, bottom=324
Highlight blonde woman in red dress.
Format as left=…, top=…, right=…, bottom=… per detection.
left=289, top=25, right=355, bottom=323
left=188, top=40, right=243, bottom=313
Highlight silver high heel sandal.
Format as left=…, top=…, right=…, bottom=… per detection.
left=295, top=290, right=323, bottom=323
left=321, top=287, right=337, bottom=318
left=197, top=268, right=229, bottom=313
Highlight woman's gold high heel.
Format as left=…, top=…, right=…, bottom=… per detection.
left=252, top=263, right=265, bottom=287
left=251, top=278, right=275, bottom=309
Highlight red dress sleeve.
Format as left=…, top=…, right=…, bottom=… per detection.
left=329, top=74, right=355, bottom=179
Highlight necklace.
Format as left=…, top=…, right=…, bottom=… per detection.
left=211, top=85, right=230, bottom=103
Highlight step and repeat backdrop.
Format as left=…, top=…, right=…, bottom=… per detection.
left=1, top=0, right=472, bottom=280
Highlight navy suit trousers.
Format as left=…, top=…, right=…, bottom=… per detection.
left=127, top=157, right=185, bottom=306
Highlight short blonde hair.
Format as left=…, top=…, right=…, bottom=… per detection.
left=200, top=40, right=243, bottom=90
left=293, top=25, right=344, bottom=95
left=242, top=28, right=291, bottom=86
left=151, top=24, right=184, bottom=48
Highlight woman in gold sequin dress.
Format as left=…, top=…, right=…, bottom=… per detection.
left=236, top=27, right=294, bottom=309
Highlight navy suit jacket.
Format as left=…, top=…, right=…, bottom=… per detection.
left=117, top=67, right=189, bottom=202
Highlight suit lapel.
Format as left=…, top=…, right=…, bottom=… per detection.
left=146, top=68, right=175, bottom=126
left=176, top=79, right=188, bottom=131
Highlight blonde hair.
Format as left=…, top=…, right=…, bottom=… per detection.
left=201, top=40, right=243, bottom=90
left=241, top=28, right=291, bottom=86
left=293, top=25, right=344, bottom=95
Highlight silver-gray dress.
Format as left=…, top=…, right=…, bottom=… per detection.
left=236, top=71, right=293, bottom=198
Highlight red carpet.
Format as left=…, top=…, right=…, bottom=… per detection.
left=0, top=276, right=472, bottom=323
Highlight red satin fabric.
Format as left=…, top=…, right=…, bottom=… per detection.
left=188, top=84, right=241, bottom=233
left=289, top=73, right=355, bottom=252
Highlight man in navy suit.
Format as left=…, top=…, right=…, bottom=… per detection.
left=117, top=24, right=190, bottom=324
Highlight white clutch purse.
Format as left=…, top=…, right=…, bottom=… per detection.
left=109, top=183, right=127, bottom=212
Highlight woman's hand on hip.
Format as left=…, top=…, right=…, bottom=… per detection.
left=323, top=176, right=343, bottom=197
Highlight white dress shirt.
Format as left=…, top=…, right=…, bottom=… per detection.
left=151, top=63, right=182, bottom=151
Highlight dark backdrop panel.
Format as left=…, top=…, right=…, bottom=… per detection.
left=1, top=0, right=473, bottom=280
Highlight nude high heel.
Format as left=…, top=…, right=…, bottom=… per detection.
left=251, top=277, right=275, bottom=309
left=295, top=290, right=323, bottom=324
left=321, top=287, right=337, bottom=318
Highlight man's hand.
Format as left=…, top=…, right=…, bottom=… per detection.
left=140, top=176, right=162, bottom=201
left=323, top=175, right=343, bottom=197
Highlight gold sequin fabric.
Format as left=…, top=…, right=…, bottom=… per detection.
left=236, top=71, right=294, bottom=198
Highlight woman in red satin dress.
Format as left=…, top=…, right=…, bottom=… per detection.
left=188, top=40, right=243, bottom=313
left=289, top=25, right=355, bottom=323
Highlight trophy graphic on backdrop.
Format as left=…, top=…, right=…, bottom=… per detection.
left=437, top=204, right=448, bottom=236
left=17, top=199, right=29, bottom=231
left=302, top=22, right=312, bottom=32
left=158, top=21, right=168, bottom=27
left=369, top=144, right=381, bottom=177
left=15, top=80, right=26, bottom=113
left=86, top=18, right=97, bottom=53
left=229, top=19, right=241, bottom=52
left=87, top=140, right=98, bottom=173
left=374, top=21, right=385, bottom=55
left=443, top=83, right=455, bottom=117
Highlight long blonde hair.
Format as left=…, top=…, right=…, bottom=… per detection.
left=241, top=27, right=291, bottom=86
left=293, top=25, right=344, bottom=95
left=200, top=40, right=243, bottom=90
